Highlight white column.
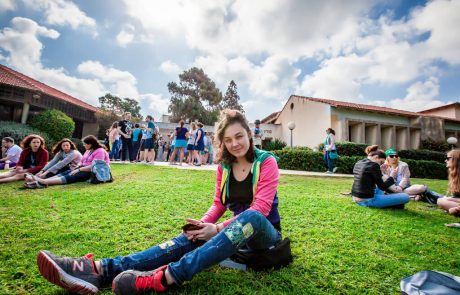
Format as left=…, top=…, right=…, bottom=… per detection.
left=21, top=102, right=30, bottom=124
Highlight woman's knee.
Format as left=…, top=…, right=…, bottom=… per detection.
left=236, top=210, right=266, bottom=226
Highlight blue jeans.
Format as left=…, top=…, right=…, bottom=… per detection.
left=109, top=140, right=121, bottom=160
left=355, top=188, right=410, bottom=208
left=101, top=210, right=281, bottom=285
left=324, top=151, right=335, bottom=172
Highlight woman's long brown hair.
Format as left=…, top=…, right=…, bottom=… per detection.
left=448, top=149, right=460, bottom=194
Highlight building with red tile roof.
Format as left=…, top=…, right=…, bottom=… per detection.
left=258, top=95, right=459, bottom=149
left=0, top=64, right=99, bottom=138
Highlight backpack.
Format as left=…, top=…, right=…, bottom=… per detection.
left=88, top=160, right=113, bottom=184
left=401, top=270, right=460, bottom=295
left=228, top=238, right=293, bottom=271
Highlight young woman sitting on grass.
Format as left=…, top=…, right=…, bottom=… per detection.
left=37, top=109, right=284, bottom=294
left=381, top=148, right=441, bottom=202
left=0, top=134, right=48, bottom=184
left=437, top=149, right=460, bottom=217
left=26, top=138, right=82, bottom=182
left=352, top=145, right=410, bottom=208
left=25, top=135, right=109, bottom=189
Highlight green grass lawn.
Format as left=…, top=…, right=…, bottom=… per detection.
left=1, top=165, right=459, bottom=294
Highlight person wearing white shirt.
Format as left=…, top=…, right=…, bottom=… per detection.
left=0, top=137, right=22, bottom=169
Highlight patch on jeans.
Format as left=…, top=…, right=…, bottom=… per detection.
left=224, top=221, right=248, bottom=246
left=158, top=240, right=175, bottom=249
left=242, top=222, right=254, bottom=239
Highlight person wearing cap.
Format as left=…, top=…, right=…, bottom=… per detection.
left=351, top=145, right=410, bottom=208
left=252, top=119, right=263, bottom=149
left=382, top=148, right=443, bottom=202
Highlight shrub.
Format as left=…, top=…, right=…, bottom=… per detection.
left=29, top=109, right=75, bottom=141
left=272, top=149, right=325, bottom=172
left=397, top=149, right=446, bottom=164
left=271, top=149, right=447, bottom=179
left=0, top=121, right=55, bottom=151
left=403, top=159, right=447, bottom=179
left=283, top=146, right=313, bottom=151
left=420, top=139, right=450, bottom=152
left=262, top=138, right=287, bottom=151
left=317, top=141, right=368, bottom=157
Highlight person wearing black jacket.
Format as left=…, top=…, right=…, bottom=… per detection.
left=352, top=146, right=410, bottom=208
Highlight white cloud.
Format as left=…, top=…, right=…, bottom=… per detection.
left=116, top=24, right=135, bottom=47
left=22, top=0, right=97, bottom=35
left=0, top=0, right=16, bottom=11
left=0, top=17, right=59, bottom=68
left=159, top=60, right=182, bottom=76
left=384, top=77, right=445, bottom=112
left=77, top=60, right=138, bottom=99
left=138, top=94, right=170, bottom=120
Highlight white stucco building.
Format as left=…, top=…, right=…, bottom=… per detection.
left=260, top=95, right=460, bottom=150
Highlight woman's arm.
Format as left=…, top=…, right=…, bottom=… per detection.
left=195, top=130, right=202, bottom=144
left=48, top=151, right=77, bottom=174
left=398, top=163, right=411, bottom=189
left=370, top=163, right=395, bottom=190
left=200, top=165, right=227, bottom=223
left=42, top=151, right=62, bottom=172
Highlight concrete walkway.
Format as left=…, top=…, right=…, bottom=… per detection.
left=112, top=161, right=353, bottom=178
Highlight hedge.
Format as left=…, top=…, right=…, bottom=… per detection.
left=0, top=121, right=56, bottom=151
left=317, top=141, right=368, bottom=157
left=397, top=149, right=446, bottom=164
left=272, top=149, right=447, bottom=179
left=262, top=138, right=287, bottom=151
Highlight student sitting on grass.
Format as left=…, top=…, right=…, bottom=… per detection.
left=0, top=134, right=48, bottom=184
left=381, top=148, right=441, bottom=202
left=37, top=109, right=285, bottom=294
left=26, top=138, right=82, bottom=181
left=24, top=135, right=109, bottom=189
left=0, top=137, right=22, bottom=170
left=351, top=145, right=410, bottom=208
left=437, top=149, right=460, bottom=217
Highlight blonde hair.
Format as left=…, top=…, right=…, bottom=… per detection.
left=448, top=149, right=460, bottom=194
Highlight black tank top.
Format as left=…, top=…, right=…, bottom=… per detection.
left=229, top=171, right=253, bottom=204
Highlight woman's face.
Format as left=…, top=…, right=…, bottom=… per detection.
left=446, top=153, right=454, bottom=169
left=30, top=138, right=41, bottom=151
left=370, top=155, right=385, bottom=165
left=61, top=142, right=71, bottom=153
left=83, top=142, right=91, bottom=150
left=387, top=154, right=399, bottom=165
left=222, top=123, right=250, bottom=159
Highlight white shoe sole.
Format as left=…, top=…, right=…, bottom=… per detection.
left=37, top=251, right=98, bottom=294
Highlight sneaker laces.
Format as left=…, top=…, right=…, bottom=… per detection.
left=135, top=268, right=167, bottom=292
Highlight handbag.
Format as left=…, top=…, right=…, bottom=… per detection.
left=329, top=150, right=339, bottom=160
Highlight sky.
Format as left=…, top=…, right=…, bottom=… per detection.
left=0, top=0, right=459, bottom=122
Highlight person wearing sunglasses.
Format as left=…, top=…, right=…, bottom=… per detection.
left=351, top=145, right=410, bottom=208
left=381, top=148, right=437, bottom=200
left=437, top=149, right=460, bottom=217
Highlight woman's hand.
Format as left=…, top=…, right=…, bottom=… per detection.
left=393, top=186, right=403, bottom=193
left=186, top=223, right=218, bottom=241
left=69, top=169, right=80, bottom=176
left=380, top=163, right=389, bottom=174
left=183, top=218, right=218, bottom=242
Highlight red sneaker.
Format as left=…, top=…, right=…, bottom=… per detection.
left=112, top=265, right=168, bottom=294
left=37, top=250, right=102, bottom=294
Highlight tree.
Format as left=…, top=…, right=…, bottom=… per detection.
left=167, top=67, right=223, bottom=125
left=222, top=80, right=244, bottom=113
left=98, top=93, right=143, bottom=119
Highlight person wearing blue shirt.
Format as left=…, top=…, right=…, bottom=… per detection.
left=139, top=116, right=156, bottom=164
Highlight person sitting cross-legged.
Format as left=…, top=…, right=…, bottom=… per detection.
left=438, top=149, right=460, bottom=216
left=36, top=109, right=285, bottom=294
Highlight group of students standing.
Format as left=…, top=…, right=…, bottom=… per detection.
left=0, top=134, right=109, bottom=188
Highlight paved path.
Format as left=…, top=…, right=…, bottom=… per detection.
left=112, top=161, right=353, bottom=178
